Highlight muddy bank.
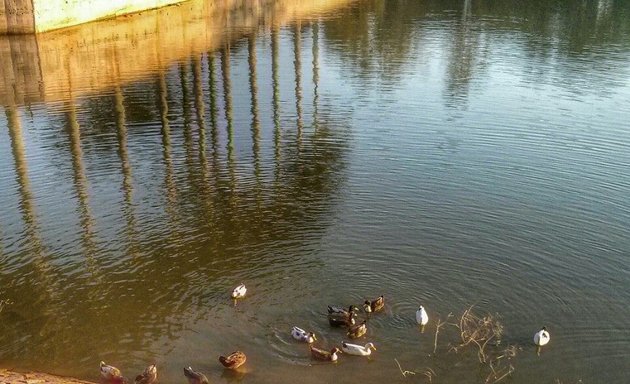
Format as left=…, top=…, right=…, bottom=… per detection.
left=0, top=369, right=95, bottom=384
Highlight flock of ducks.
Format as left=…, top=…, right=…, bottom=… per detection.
left=98, top=283, right=551, bottom=384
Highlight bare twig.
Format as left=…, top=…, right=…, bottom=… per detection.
left=485, top=363, right=514, bottom=384
left=394, top=359, right=416, bottom=378
left=433, top=313, right=452, bottom=354
left=419, top=367, right=436, bottom=383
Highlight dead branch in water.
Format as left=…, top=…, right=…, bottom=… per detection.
left=394, top=359, right=436, bottom=383
left=433, top=313, right=452, bottom=354
left=394, top=358, right=416, bottom=378
left=485, top=362, right=515, bottom=384
left=419, top=367, right=436, bottom=383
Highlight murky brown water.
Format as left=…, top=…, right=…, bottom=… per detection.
left=1, top=0, right=630, bottom=383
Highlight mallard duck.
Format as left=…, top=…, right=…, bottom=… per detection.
left=347, top=320, right=367, bottom=339
left=100, top=361, right=124, bottom=383
left=327, top=305, right=359, bottom=316
left=328, top=312, right=356, bottom=327
left=309, top=346, right=342, bottom=362
left=219, top=351, right=247, bottom=370
left=231, top=284, right=247, bottom=299
left=533, top=327, right=550, bottom=346
left=363, top=295, right=384, bottom=313
left=291, top=326, right=317, bottom=343
left=135, top=364, right=157, bottom=384
left=183, top=367, right=208, bottom=384
left=341, top=341, right=376, bottom=356
left=416, top=305, right=429, bottom=326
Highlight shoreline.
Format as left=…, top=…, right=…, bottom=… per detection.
left=0, top=369, right=95, bottom=384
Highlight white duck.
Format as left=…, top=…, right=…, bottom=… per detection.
left=291, top=326, right=317, bottom=343
left=416, top=305, right=429, bottom=326
left=341, top=341, right=376, bottom=356
left=231, top=284, right=247, bottom=299
left=533, top=327, right=550, bottom=346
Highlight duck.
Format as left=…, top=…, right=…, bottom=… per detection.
left=134, top=364, right=157, bottom=384
left=416, top=305, right=429, bottom=326
left=183, top=367, right=209, bottom=384
left=309, top=346, right=342, bottom=362
left=363, top=295, right=384, bottom=313
left=327, top=305, right=359, bottom=316
left=341, top=341, right=376, bottom=356
left=219, top=351, right=247, bottom=370
left=347, top=320, right=368, bottom=339
left=533, top=327, right=550, bottom=346
left=100, top=361, right=124, bottom=383
left=231, top=284, right=247, bottom=299
left=328, top=311, right=356, bottom=327
left=291, top=326, right=317, bottom=343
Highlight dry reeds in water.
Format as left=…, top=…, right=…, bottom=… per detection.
left=451, top=305, right=504, bottom=363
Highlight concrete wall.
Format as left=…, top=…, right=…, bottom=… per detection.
left=0, top=0, right=189, bottom=33
left=0, top=0, right=356, bottom=105
left=32, top=0, right=188, bottom=32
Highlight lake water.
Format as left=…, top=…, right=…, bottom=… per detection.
left=1, top=0, right=629, bottom=383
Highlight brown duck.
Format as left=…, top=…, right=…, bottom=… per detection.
left=183, top=367, right=208, bottom=384
left=328, top=305, right=358, bottom=327
left=134, top=364, right=157, bottom=384
left=219, top=351, right=247, bottom=370
left=100, top=361, right=125, bottom=384
left=327, top=305, right=359, bottom=316
left=328, top=312, right=356, bottom=327
left=363, top=295, right=385, bottom=313
left=347, top=320, right=368, bottom=339
left=309, top=345, right=342, bottom=362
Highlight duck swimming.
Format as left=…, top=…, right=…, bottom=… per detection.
left=183, top=367, right=208, bottom=384
left=533, top=327, right=550, bottom=346
left=416, top=305, right=429, bottom=326
left=347, top=320, right=368, bottom=339
left=341, top=341, right=376, bottom=356
left=291, top=326, right=317, bottom=343
left=219, top=351, right=247, bottom=370
left=134, top=364, right=157, bottom=384
left=100, top=361, right=124, bottom=384
left=309, top=346, right=342, bottom=362
left=328, top=311, right=356, bottom=327
left=328, top=305, right=359, bottom=316
left=231, top=284, right=247, bottom=299
left=363, top=296, right=385, bottom=313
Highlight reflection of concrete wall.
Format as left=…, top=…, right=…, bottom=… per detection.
left=0, top=0, right=355, bottom=106
left=0, top=0, right=35, bottom=34
left=0, top=34, right=42, bottom=105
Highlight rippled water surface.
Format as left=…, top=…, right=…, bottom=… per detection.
left=1, top=0, right=630, bottom=382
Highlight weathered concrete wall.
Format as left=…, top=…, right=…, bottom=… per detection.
left=0, top=0, right=356, bottom=105
left=0, top=0, right=190, bottom=33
